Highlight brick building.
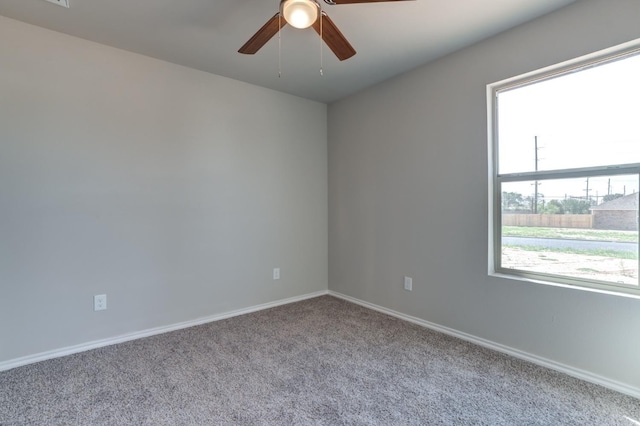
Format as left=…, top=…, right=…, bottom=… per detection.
left=590, top=193, right=639, bottom=231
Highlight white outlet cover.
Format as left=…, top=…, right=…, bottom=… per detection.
left=404, top=276, right=413, bottom=291
left=94, top=294, right=107, bottom=311
left=273, top=268, right=280, bottom=280
left=44, top=0, right=70, bottom=8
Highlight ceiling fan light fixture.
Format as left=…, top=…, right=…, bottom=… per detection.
left=280, top=0, right=319, bottom=29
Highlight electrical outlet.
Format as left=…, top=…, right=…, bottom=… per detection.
left=404, top=276, right=413, bottom=291
left=94, top=294, right=107, bottom=311
left=44, top=0, right=70, bottom=8
left=273, top=268, right=280, bottom=280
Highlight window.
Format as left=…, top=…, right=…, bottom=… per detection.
left=488, top=40, right=640, bottom=296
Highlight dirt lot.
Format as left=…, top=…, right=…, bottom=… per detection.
left=502, top=247, right=638, bottom=285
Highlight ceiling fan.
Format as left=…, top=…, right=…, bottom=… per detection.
left=238, top=0, right=413, bottom=61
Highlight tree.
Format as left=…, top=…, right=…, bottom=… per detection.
left=602, top=193, right=624, bottom=203
left=502, top=192, right=525, bottom=211
left=525, top=193, right=545, bottom=214
left=541, top=199, right=564, bottom=214
left=560, top=198, right=592, bottom=214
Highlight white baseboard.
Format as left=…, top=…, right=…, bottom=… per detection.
left=329, top=290, right=640, bottom=400
left=4, top=288, right=638, bottom=400
left=0, top=290, right=329, bottom=372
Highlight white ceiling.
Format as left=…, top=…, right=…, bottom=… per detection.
left=0, top=0, right=576, bottom=103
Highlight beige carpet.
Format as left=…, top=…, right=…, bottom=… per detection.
left=1, top=296, right=638, bottom=425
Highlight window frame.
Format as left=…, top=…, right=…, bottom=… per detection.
left=487, top=39, right=640, bottom=298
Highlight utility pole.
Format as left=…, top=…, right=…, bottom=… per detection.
left=584, top=177, right=591, bottom=203
left=534, top=136, right=540, bottom=213
left=607, top=178, right=611, bottom=195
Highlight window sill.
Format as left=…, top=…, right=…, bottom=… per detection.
left=489, top=271, right=640, bottom=300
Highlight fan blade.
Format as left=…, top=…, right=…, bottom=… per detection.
left=327, top=0, right=414, bottom=3
left=238, top=13, right=286, bottom=55
left=311, top=13, right=356, bottom=61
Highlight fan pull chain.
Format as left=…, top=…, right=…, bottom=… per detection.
left=319, top=10, right=323, bottom=76
left=278, top=13, right=282, bottom=78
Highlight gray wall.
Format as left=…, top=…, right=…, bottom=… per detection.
left=0, top=17, right=327, bottom=363
left=328, top=0, right=640, bottom=390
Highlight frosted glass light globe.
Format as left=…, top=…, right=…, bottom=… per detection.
left=281, top=0, right=318, bottom=29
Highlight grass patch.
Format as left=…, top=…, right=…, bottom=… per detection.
left=539, top=256, right=559, bottom=261
left=504, top=244, right=639, bottom=260
left=576, top=267, right=600, bottom=273
left=502, top=226, right=638, bottom=243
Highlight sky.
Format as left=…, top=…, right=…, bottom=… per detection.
left=497, top=50, right=640, bottom=202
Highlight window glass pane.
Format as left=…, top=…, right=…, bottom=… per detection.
left=501, top=176, right=638, bottom=286
left=498, top=52, right=640, bottom=174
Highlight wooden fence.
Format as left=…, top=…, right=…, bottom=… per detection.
left=502, top=214, right=593, bottom=229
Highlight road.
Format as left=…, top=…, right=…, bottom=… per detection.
left=503, top=237, right=638, bottom=253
